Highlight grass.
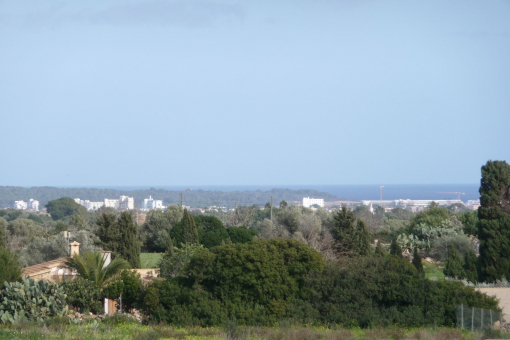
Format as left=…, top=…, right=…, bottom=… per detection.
left=140, top=253, right=164, bottom=268
left=423, top=261, right=445, bottom=280
left=0, top=322, right=505, bottom=340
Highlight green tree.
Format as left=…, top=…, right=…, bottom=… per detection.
left=459, top=210, right=479, bottom=236
left=54, top=221, right=67, bottom=233
left=116, top=212, right=141, bottom=268
left=330, top=206, right=357, bottom=254
left=182, top=209, right=199, bottom=246
left=141, top=209, right=173, bottom=252
left=354, top=220, right=371, bottom=256
left=61, top=279, right=103, bottom=314
left=95, top=212, right=120, bottom=254
left=69, top=213, right=86, bottom=231
left=45, top=197, right=86, bottom=221
left=64, top=252, right=130, bottom=288
left=412, top=247, right=424, bottom=275
left=0, top=228, right=21, bottom=284
left=103, top=270, right=143, bottom=312
left=279, top=200, right=288, bottom=209
left=227, top=226, right=258, bottom=244
left=159, top=243, right=204, bottom=278
left=374, top=241, right=385, bottom=257
left=463, top=250, right=478, bottom=283
left=390, top=238, right=403, bottom=257
left=478, top=160, right=510, bottom=282
left=444, top=245, right=464, bottom=279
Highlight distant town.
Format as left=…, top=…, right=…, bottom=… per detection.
left=9, top=195, right=481, bottom=214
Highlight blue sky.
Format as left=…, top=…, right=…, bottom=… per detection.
left=0, top=0, right=509, bottom=186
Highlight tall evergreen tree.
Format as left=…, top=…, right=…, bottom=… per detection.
left=463, top=250, right=478, bottom=283
left=182, top=209, right=199, bottom=245
left=354, top=220, right=371, bottom=256
left=116, top=212, right=141, bottom=268
left=412, top=247, right=424, bottom=276
left=0, top=227, right=21, bottom=284
left=96, top=212, right=120, bottom=254
left=330, top=205, right=357, bottom=254
left=444, top=244, right=464, bottom=279
left=478, top=160, right=510, bottom=282
left=374, top=241, right=385, bottom=257
left=389, top=238, right=403, bottom=258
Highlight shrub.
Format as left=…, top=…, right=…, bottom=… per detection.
left=103, top=270, right=143, bottom=312
left=146, top=239, right=324, bottom=326
left=0, top=277, right=67, bottom=324
left=227, top=226, right=258, bottom=244
left=61, top=278, right=103, bottom=314
left=305, top=256, right=499, bottom=328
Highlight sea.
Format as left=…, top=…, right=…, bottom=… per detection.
left=98, top=184, right=481, bottom=202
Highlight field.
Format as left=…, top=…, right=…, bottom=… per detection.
left=423, top=261, right=445, bottom=280
left=0, top=317, right=505, bottom=340
left=140, top=253, right=164, bottom=268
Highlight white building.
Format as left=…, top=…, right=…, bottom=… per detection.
left=302, top=197, right=324, bottom=208
left=27, top=199, right=39, bottom=211
left=74, top=196, right=134, bottom=211
left=74, top=198, right=104, bottom=211
left=13, top=200, right=28, bottom=210
left=104, top=198, right=120, bottom=209
left=142, top=196, right=164, bottom=211
left=119, top=196, right=134, bottom=210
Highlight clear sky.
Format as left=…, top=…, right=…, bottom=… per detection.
left=0, top=0, right=509, bottom=187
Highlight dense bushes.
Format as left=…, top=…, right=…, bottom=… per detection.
left=143, top=239, right=499, bottom=328
left=145, top=239, right=323, bottom=325
left=305, top=256, right=497, bottom=328
left=61, top=279, right=103, bottom=314
left=171, top=215, right=258, bottom=248
left=103, top=270, right=143, bottom=312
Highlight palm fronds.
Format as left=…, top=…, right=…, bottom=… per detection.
left=64, top=252, right=131, bottom=287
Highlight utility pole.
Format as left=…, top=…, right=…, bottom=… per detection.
left=270, top=195, right=273, bottom=222
left=180, top=192, right=183, bottom=208
left=380, top=186, right=385, bottom=203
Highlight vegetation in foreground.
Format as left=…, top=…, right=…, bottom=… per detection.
left=0, top=318, right=504, bottom=340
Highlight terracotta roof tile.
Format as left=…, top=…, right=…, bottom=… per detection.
left=22, top=258, right=67, bottom=277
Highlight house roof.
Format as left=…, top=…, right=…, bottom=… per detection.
left=22, top=257, right=67, bottom=277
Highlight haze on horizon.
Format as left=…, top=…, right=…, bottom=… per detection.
left=0, top=0, right=509, bottom=187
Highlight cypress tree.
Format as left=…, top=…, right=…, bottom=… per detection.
left=412, top=247, right=424, bottom=275
left=0, top=227, right=21, bottom=284
left=463, top=250, right=478, bottom=283
left=96, top=212, right=120, bottom=254
left=478, top=160, right=510, bottom=282
left=354, top=220, right=371, bottom=256
left=116, top=212, right=141, bottom=268
left=182, top=209, right=199, bottom=245
left=374, top=241, right=385, bottom=257
left=390, top=238, right=403, bottom=258
left=165, top=234, right=174, bottom=255
left=330, top=205, right=357, bottom=254
left=444, top=244, right=464, bottom=279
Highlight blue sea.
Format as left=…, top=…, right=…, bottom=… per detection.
left=97, top=184, right=480, bottom=202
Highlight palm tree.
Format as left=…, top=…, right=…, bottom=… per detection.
left=64, top=252, right=131, bottom=288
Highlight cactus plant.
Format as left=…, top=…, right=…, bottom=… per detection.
left=0, top=276, right=68, bottom=324
left=397, top=217, right=464, bottom=251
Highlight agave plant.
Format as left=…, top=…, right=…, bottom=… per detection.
left=64, top=252, right=130, bottom=288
